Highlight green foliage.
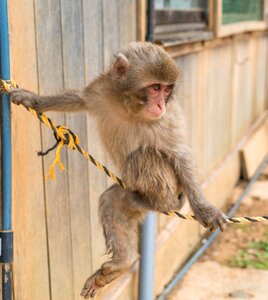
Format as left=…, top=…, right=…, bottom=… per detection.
left=230, top=235, right=268, bottom=270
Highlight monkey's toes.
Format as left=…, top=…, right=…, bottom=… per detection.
left=81, top=275, right=101, bottom=299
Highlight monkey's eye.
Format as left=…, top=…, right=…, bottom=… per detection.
left=152, top=84, right=161, bottom=91
left=165, top=85, right=173, bottom=93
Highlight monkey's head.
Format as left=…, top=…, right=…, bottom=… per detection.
left=110, top=42, right=180, bottom=121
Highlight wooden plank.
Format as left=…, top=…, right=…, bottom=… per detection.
left=83, top=0, right=108, bottom=274
left=8, top=0, right=51, bottom=299
left=249, top=35, right=260, bottom=120
left=240, top=117, right=268, bottom=179
left=202, top=151, right=240, bottom=209
left=155, top=9, right=206, bottom=25
left=155, top=30, right=213, bottom=45
left=118, top=0, right=137, bottom=47
left=206, top=44, right=233, bottom=172
left=218, top=22, right=267, bottom=38
left=213, top=0, right=222, bottom=37
left=253, top=36, right=268, bottom=118
left=60, top=0, right=92, bottom=297
left=196, top=146, right=241, bottom=238
left=34, top=0, right=74, bottom=299
left=266, top=35, right=268, bottom=110
left=231, top=37, right=255, bottom=146
left=265, top=0, right=268, bottom=18
left=155, top=23, right=206, bottom=34
left=208, top=0, right=214, bottom=31
left=196, top=49, right=214, bottom=178
left=83, top=0, right=103, bottom=81
left=164, top=31, right=268, bottom=59
left=103, top=0, right=119, bottom=66
left=136, top=0, right=146, bottom=41
left=176, top=53, right=206, bottom=176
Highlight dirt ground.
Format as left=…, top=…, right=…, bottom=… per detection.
left=167, top=165, right=268, bottom=300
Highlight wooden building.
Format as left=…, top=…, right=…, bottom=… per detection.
left=3, top=0, right=268, bottom=299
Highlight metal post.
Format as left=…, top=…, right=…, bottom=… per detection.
left=138, top=1, right=156, bottom=300
left=138, top=212, right=156, bottom=300
left=0, top=0, right=13, bottom=299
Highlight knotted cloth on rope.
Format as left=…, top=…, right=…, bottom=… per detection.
left=1, top=78, right=268, bottom=225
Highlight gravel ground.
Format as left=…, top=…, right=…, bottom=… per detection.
left=167, top=166, right=268, bottom=300
left=168, top=261, right=268, bottom=300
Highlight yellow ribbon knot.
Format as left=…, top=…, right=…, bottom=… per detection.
left=47, top=126, right=79, bottom=180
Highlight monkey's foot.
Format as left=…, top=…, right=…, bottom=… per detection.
left=81, top=274, right=101, bottom=299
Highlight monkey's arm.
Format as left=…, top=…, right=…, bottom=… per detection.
left=10, top=88, right=89, bottom=113
left=172, top=146, right=226, bottom=231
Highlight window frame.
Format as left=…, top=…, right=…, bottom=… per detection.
left=137, top=0, right=268, bottom=45
left=213, top=0, right=267, bottom=38
left=153, top=1, right=212, bottom=45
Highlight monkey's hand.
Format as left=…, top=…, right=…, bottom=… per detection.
left=9, top=88, right=41, bottom=111
left=193, top=204, right=226, bottom=232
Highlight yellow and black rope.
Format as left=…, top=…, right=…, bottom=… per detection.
left=1, top=79, right=268, bottom=225
left=1, top=79, right=125, bottom=186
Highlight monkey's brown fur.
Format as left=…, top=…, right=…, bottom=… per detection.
left=10, top=42, right=226, bottom=298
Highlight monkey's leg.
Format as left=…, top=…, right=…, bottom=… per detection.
left=10, top=88, right=86, bottom=112
left=81, top=185, right=146, bottom=299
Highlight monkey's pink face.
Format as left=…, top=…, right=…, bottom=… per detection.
left=143, top=83, right=173, bottom=120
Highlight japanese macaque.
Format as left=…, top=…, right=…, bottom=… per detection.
left=10, top=42, right=226, bottom=298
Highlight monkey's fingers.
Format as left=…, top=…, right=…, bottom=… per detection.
left=209, top=214, right=226, bottom=232
left=217, top=212, right=227, bottom=232
left=9, top=88, right=37, bottom=108
left=9, top=88, right=24, bottom=103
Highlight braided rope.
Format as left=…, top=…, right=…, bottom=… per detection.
left=2, top=79, right=268, bottom=225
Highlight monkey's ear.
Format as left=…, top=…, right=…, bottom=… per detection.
left=113, top=53, right=129, bottom=79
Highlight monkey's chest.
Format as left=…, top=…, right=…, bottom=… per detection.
left=98, top=117, right=177, bottom=173
left=99, top=125, right=143, bottom=167
left=100, top=122, right=177, bottom=175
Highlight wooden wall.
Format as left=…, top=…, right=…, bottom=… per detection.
left=5, top=0, right=268, bottom=299
left=177, top=34, right=268, bottom=178
left=8, top=1, right=137, bottom=299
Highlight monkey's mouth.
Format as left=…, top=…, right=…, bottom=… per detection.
left=146, top=104, right=165, bottom=119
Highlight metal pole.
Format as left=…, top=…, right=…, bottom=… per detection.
left=138, top=1, right=155, bottom=300
left=0, top=0, right=13, bottom=299
left=139, top=212, right=156, bottom=300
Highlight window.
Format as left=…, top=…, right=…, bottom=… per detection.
left=149, top=0, right=267, bottom=45
left=215, top=0, right=266, bottom=37
left=222, top=0, right=264, bottom=25
left=154, top=0, right=212, bottom=45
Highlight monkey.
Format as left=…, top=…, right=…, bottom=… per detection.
left=10, top=42, right=226, bottom=299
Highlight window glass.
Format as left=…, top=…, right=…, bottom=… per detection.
left=156, top=0, right=207, bottom=10
left=154, top=0, right=211, bottom=45
left=222, top=0, right=264, bottom=25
